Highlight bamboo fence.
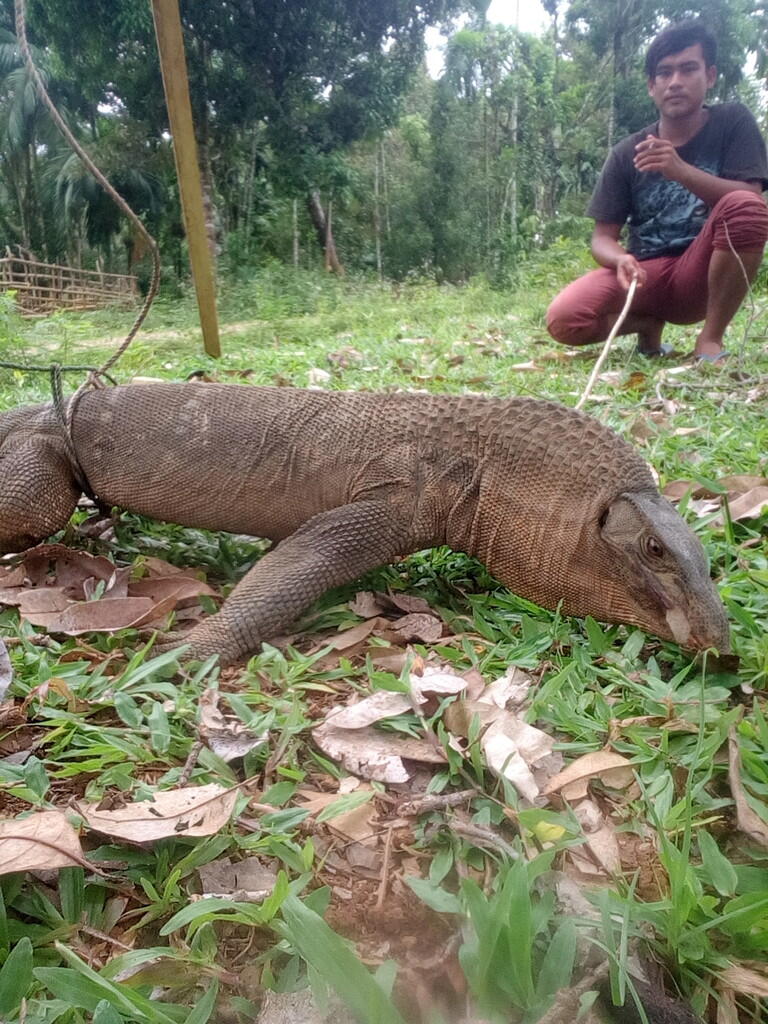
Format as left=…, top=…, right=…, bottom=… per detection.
left=0, top=253, right=138, bottom=314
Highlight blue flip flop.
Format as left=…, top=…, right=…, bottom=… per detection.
left=636, top=342, right=675, bottom=358
left=692, top=350, right=730, bottom=365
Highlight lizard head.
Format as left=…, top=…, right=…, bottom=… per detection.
left=594, top=490, right=730, bottom=653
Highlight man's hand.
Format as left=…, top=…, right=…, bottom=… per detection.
left=616, top=253, right=646, bottom=290
left=633, top=134, right=688, bottom=181
left=591, top=223, right=647, bottom=288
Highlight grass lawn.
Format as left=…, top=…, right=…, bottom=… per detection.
left=0, top=255, right=766, bottom=1024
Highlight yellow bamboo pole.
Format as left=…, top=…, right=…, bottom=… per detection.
left=150, top=0, right=221, bottom=358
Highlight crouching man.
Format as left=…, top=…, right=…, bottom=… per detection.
left=547, top=20, right=768, bottom=364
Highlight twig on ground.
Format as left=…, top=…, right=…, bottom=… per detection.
left=177, top=738, right=204, bottom=787
left=398, top=789, right=477, bottom=816
left=375, top=824, right=395, bottom=910
left=449, top=820, right=519, bottom=859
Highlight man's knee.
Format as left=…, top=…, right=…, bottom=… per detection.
left=711, top=190, right=768, bottom=251
left=546, top=296, right=598, bottom=346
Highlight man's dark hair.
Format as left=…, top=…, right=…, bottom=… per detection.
left=644, top=20, right=717, bottom=78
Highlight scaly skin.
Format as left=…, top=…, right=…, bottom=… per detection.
left=0, top=382, right=730, bottom=663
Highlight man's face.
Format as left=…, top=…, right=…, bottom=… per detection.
left=647, top=43, right=717, bottom=119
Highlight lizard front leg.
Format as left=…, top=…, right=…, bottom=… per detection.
left=155, top=500, right=415, bottom=665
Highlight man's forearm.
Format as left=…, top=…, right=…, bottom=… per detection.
left=674, top=165, right=762, bottom=207
left=591, top=233, right=628, bottom=268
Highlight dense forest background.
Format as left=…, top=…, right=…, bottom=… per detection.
left=1, top=0, right=765, bottom=289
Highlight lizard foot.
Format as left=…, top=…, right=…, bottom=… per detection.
left=142, top=629, right=197, bottom=659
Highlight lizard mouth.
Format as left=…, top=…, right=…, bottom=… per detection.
left=665, top=608, right=691, bottom=647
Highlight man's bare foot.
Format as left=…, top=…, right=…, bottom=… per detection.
left=693, top=331, right=725, bottom=358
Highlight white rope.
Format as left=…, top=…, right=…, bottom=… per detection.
left=575, top=276, right=638, bottom=411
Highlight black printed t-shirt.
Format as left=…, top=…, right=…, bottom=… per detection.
left=587, top=102, right=768, bottom=259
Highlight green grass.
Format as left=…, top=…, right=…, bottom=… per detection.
left=0, top=255, right=766, bottom=1024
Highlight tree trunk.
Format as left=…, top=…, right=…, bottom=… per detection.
left=241, top=129, right=259, bottom=259
left=191, top=38, right=221, bottom=268
left=380, top=138, right=391, bottom=237
left=292, top=198, right=299, bottom=268
left=196, top=135, right=221, bottom=270
left=373, top=152, right=382, bottom=280
left=306, top=191, right=344, bottom=275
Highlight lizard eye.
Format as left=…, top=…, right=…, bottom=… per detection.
left=644, top=536, right=665, bottom=559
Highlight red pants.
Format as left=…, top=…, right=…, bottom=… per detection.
left=546, top=190, right=768, bottom=345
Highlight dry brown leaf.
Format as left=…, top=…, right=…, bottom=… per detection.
left=481, top=721, right=550, bottom=802
left=541, top=349, right=579, bottom=362
left=323, top=618, right=387, bottom=651
left=86, top=565, right=132, bottom=600
left=663, top=479, right=697, bottom=501
left=327, top=346, right=364, bottom=369
left=597, top=370, right=622, bottom=385
left=622, top=371, right=648, bottom=390
left=23, top=594, right=179, bottom=634
left=481, top=667, right=533, bottom=708
left=382, top=591, right=434, bottom=615
left=16, top=588, right=70, bottom=615
left=367, top=648, right=409, bottom=674
left=410, top=667, right=467, bottom=702
left=199, top=688, right=267, bottom=761
left=0, top=564, right=29, bottom=588
left=197, top=856, right=277, bottom=900
left=572, top=800, right=621, bottom=875
left=728, top=726, right=768, bottom=848
left=543, top=750, right=635, bottom=801
left=0, top=639, right=12, bottom=701
left=717, top=486, right=768, bottom=524
left=312, top=722, right=445, bottom=783
left=76, top=783, right=240, bottom=843
left=324, top=690, right=412, bottom=729
left=140, top=556, right=190, bottom=577
left=662, top=478, right=717, bottom=501
left=348, top=591, right=386, bottom=618
left=445, top=697, right=554, bottom=803
left=307, top=367, right=332, bottom=387
left=256, top=989, right=358, bottom=1024
left=0, top=810, right=84, bottom=874
left=509, top=360, right=542, bottom=371
left=128, top=576, right=217, bottom=606
left=23, top=544, right=117, bottom=588
left=716, top=986, right=739, bottom=1024
left=298, top=783, right=377, bottom=842
left=391, top=612, right=443, bottom=643
left=720, top=474, right=768, bottom=495
left=719, top=963, right=768, bottom=999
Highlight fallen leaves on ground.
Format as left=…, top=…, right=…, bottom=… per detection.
left=0, top=810, right=85, bottom=874
left=663, top=474, right=768, bottom=523
left=197, top=856, right=278, bottom=900
left=443, top=677, right=557, bottom=803
left=728, top=725, right=768, bottom=849
left=0, top=544, right=218, bottom=636
left=75, top=783, right=240, bottom=843
left=0, top=638, right=12, bottom=701
left=543, top=750, right=636, bottom=802
left=198, top=688, right=268, bottom=761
